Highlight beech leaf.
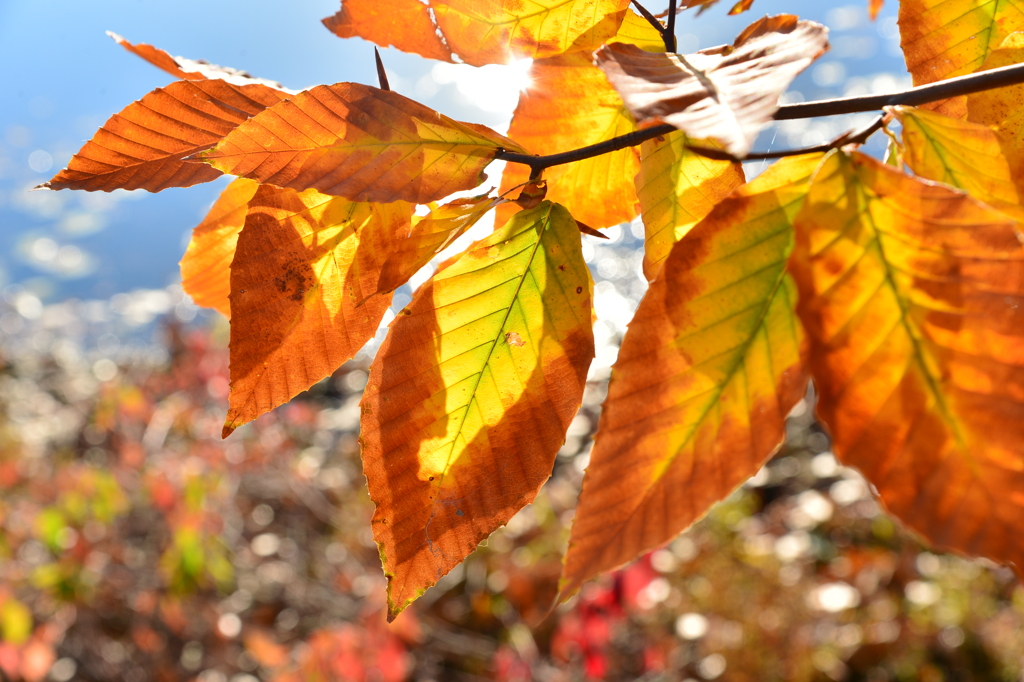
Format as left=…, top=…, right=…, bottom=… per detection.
left=595, top=15, right=830, bottom=157
left=561, top=154, right=818, bottom=599
left=41, top=80, right=288, bottom=192
left=180, top=177, right=260, bottom=318
left=360, top=201, right=594, bottom=619
left=200, top=83, right=526, bottom=205
left=790, top=150, right=1024, bottom=574
left=323, top=0, right=630, bottom=67
left=967, top=33, right=1024, bottom=201
left=224, top=185, right=413, bottom=436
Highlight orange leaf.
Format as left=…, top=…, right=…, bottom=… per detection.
left=868, top=0, right=884, bottom=20
left=899, top=0, right=1024, bottom=117
left=790, top=150, right=1024, bottom=573
left=107, top=32, right=294, bottom=91
left=200, top=83, right=524, bottom=205
left=374, top=193, right=505, bottom=297
left=41, top=80, right=288, bottom=192
left=561, top=154, right=818, bottom=598
left=596, top=15, right=830, bottom=157
left=322, top=0, right=630, bottom=67
left=224, top=185, right=413, bottom=436
left=180, top=177, right=260, bottom=318
left=361, top=202, right=593, bottom=619
left=244, top=630, right=290, bottom=669
left=967, top=33, right=1024, bottom=201
left=496, top=10, right=665, bottom=229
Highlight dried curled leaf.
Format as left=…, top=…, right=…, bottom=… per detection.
left=360, top=202, right=594, bottom=619
left=323, top=0, right=630, bottom=67
left=791, top=150, right=1024, bottom=574
left=899, top=0, right=1024, bottom=117
left=200, top=83, right=525, bottom=205
left=107, top=32, right=294, bottom=91
left=561, top=154, right=818, bottom=599
left=41, top=80, right=288, bottom=193
left=224, top=185, right=413, bottom=436
left=596, top=15, right=829, bottom=157
left=180, top=177, right=261, bottom=318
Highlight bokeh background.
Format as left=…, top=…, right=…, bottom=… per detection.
left=5, top=2, right=1023, bottom=681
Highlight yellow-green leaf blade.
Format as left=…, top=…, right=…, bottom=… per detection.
left=225, top=185, right=413, bottom=436
left=180, top=177, right=260, bottom=318
left=967, top=33, right=1024, bottom=200
left=360, top=201, right=594, bottom=619
left=561, top=155, right=821, bottom=599
left=636, top=131, right=745, bottom=281
left=201, top=83, right=524, bottom=205
left=790, top=150, right=1024, bottom=572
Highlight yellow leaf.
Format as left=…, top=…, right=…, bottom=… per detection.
left=322, top=0, right=630, bottom=67
left=899, top=0, right=1024, bottom=117
left=561, top=154, right=820, bottom=599
left=0, top=598, right=32, bottom=645
left=180, top=177, right=260, bottom=318
left=374, top=194, right=505, bottom=297
left=360, top=201, right=594, bottom=619
left=496, top=10, right=664, bottom=229
left=790, top=150, right=1024, bottom=573
left=224, top=185, right=413, bottom=436
left=635, top=131, right=745, bottom=281
left=967, top=33, right=1024, bottom=200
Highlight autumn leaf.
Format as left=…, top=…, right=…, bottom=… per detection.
left=200, top=83, right=525, bottom=205
left=596, top=15, right=830, bottom=157
left=180, top=178, right=260, bottom=318
left=41, top=80, right=288, bottom=192
left=322, top=0, right=630, bottom=67
left=496, top=10, right=664, bottom=230
left=898, top=0, right=1024, bottom=117
left=790, top=150, right=1024, bottom=574
left=890, top=105, right=1021, bottom=212
left=224, top=185, right=413, bottom=436
left=560, top=154, right=819, bottom=600
left=107, top=32, right=294, bottom=91
left=967, top=33, right=1024, bottom=200
left=360, top=201, right=594, bottom=619
left=634, top=131, right=744, bottom=280
left=374, top=193, right=506, bottom=298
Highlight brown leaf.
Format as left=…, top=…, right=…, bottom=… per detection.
left=596, top=15, right=830, bottom=157
left=790, top=150, right=1024, bottom=574
left=200, top=83, right=525, bottom=205
left=513, top=179, right=548, bottom=209
left=224, top=185, right=413, bottom=436
left=180, top=178, right=260, bottom=318
left=41, top=80, right=288, bottom=192
left=107, top=32, right=294, bottom=91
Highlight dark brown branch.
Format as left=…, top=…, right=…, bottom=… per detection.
left=630, top=0, right=673, bottom=52
left=374, top=47, right=390, bottom=91
left=666, top=0, right=678, bottom=52
left=494, top=62, right=1024, bottom=172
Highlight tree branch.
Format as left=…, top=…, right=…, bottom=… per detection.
left=494, top=62, right=1024, bottom=172
left=666, top=0, right=678, bottom=52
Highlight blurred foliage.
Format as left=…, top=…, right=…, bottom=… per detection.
left=0, top=321, right=1022, bottom=682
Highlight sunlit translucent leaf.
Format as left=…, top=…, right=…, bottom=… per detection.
left=360, top=201, right=594, bottom=619
left=891, top=106, right=1021, bottom=213
left=107, top=32, right=294, bottom=91
left=496, top=10, right=664, bottom=229
left=40, top=80, right=288, bottom=193
left=899, top=0, right=1024, bottom=117
left=968, top=33, right=1024, bottom=200
left=561, top=155, right=819, bottom=599
left=201, top=83, right=524, bottom=205
left=180, top=178, right=260, bottom=318
left=596, top=15, right=829, bottom=156
left=374, top=194, right=505, bottom=298
left=635, top=131, right=745, bottom=280
left=790, top=150, right=1024, bottom=573
left=224, top=185, right=413, bottom=436
left=322, top=0, right=630, bottom=67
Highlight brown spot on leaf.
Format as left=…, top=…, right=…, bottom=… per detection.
left=505, top=331, right=526, bottom=347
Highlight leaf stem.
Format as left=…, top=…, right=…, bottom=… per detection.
left=629, top=0, right=670, bottom=50
left=495, top=61, right=1024, bottom=171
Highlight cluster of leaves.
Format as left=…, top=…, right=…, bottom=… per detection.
left=40, top=0, right=1024, bottom=621
left=4, top=325, right=1024, bottom=681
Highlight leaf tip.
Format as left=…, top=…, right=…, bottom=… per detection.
left=221, top=422, right=236, bottom=439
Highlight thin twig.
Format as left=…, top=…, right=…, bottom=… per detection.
left=629, top=0, right=668, bottom=47
left=686, top=113, right=889, bottom=161
left=666, top=0, right=678, bottom=52
left=374, top=47, right=390, bottom=91
left=494, top=62, right=1024, bottom=172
